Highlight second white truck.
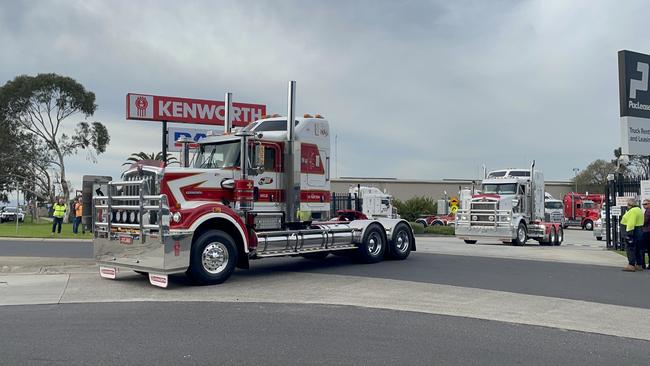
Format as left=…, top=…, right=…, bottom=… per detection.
left=455, top=164, right=564, bottom=246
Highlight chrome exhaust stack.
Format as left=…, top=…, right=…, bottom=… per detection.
left=285, top=81, right=301, bottom=223
left=224, top=92, right=233, bottom=134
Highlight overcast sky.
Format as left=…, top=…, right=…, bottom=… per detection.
left=1, top=0, right=649, bottom=195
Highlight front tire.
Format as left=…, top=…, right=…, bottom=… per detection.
left=188, top=230, right=238, bottom=285
left=584, top=220, right=593, bottom=231
left=387, top=223, right=412, bottom=260
left=513, top=222, right=527, bottom=246
left=357, top=225, right=386, bottom=263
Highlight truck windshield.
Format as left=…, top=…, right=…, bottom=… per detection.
left=193, top=141, right=241, bottom=169
left=583, top=201, right=595, bottom=209
left=482, top=183, right=517, bottom=194
left=545, top=202, right=563, bottom=209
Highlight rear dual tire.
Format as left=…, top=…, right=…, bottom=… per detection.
left=357, top=225, right=386, bottom=263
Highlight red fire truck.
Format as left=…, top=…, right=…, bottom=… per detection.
left=92, top=82, right=415, bottom=287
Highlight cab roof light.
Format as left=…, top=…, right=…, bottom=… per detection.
left=314, top=114, right=324, bottom=119
left=303, top=113, right=313, bottom=118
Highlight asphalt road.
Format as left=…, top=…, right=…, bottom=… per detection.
left=0, top=239, right=92, bottom=258
left=1, top=302, right=647, bottom=366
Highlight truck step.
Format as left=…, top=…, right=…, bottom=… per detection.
left=254, top=244, right=358, bottom=258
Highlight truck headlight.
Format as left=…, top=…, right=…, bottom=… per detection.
left=471, top=215, right=478, bottom=221
left=172, top=212, right=182, bottom=223
left=488, top=215, right=495, bottom=221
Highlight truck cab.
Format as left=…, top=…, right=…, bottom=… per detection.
left=544, top=198, right=565, bottom=226
left=455, top=166, right=563, bottom=246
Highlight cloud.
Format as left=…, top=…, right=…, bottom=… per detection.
left=1, top=0, right=649, bottom=186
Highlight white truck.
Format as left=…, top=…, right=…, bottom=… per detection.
left=92, top=82, right=415, bottom=287
left=455, top=165, right=564, bottom=246
left=348, top=186, right=398, bottom=219
left=544, top=197, right=565, bottom=227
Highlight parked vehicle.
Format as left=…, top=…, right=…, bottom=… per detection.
left=455, top=164, right=564, bottom=246
left=544, top=198, right=565, bottom=227
left=93, top=84, right=415, bottom=288
left=415, top=213, right=455, bottom=227
left=593, top=209, right=606, bottom=241
left=348, top=186, right=398, bottom=219
left=0, top=207, right=25, bottom=223
left=563, top=192, right=604, bottom=230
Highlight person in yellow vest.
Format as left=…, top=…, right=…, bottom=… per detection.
left=73, top=198, right=84, bottom=235
left=620, top=198, right=644, bottom=272
left=51, top=197, right=67, bottom=237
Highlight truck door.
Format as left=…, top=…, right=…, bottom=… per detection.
left=255, top=143, right=282, bottom=210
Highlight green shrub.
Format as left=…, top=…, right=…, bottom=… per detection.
left=408, top=222, right=425, bottom=234
left=394, top=197, right=437, bottom=222
left=424, top=225, right=455, bottom=235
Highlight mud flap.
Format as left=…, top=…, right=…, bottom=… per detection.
left=99, top=266, right=118, bottom=279
left=149, top=273, right=169, bottom=288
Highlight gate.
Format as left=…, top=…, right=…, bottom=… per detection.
left=604, top=177, right=640, bottom=250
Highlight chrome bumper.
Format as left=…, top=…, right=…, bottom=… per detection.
left=454, top=224, right=516, bottom=240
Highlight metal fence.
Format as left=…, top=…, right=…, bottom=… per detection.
left=330, top=192, right=362, bottom=217
left=604, top=176, right=640, bottom=250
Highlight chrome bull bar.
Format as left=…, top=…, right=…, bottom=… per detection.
left=92, top=179, right=170, bottom=242
left=455, top=208, right=513, bottom=227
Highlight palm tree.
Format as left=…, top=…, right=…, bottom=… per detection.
left=122, top=152, right=180, bottom=166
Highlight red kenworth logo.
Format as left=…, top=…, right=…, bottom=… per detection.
left=135, top=96, right=149, bottom=117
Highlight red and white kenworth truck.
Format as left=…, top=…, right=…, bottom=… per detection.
left=454, top=164, right=564, bottom=246
left=92, top=82, right=415, bottom=287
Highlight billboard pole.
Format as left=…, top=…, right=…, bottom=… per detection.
left=162, top=120, right=168, bottom=167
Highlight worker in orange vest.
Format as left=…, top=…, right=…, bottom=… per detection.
left=73, top=198, right=85, bottom=235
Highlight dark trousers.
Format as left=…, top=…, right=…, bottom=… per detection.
left=643, top=231, right=650, bottom=268
left=626, top=227, right=644, bottom=266
left=73, top=216, right=84, bottom=234
left=51, top=217, right=63, bottom=234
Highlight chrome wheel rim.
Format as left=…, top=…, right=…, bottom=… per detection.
left=557, top=229, right=563, bottom=243
left=395, top=230, right=410, bottom=253
left=202, top=242, right=229, bottom=274
left=367, top=232, right=383, bottom=256
left=550, top=230, right=556, bottom=243
left=518, top=227, right=526, bottom=242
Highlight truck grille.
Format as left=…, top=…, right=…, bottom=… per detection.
left=469, top=200, right=497, bottom=226
left=471, top=202, right=496, bottom=211
left=545, top=212, right=563, bottom=223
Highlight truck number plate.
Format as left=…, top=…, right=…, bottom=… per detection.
left=119, top=235, right=133, bottom=245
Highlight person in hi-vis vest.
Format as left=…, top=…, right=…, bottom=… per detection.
left=51, top=197, right=67, bottom=236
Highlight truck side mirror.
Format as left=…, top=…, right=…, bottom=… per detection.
left=249, top=143, right=265, bottom=175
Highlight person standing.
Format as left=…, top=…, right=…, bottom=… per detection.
left=642, top=199, right=650, bottom=269
left=73, top=198, right=84, bottom=235
left=51, top=197, right=67, bottom=237
left=620, top=198, right=644, bottom=272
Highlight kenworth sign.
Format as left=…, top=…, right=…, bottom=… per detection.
left=126, top=93, right=266, bottom=127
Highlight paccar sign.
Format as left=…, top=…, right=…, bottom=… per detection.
left=167, top=127, right=220, bottom=152
left=126, top=93, right=266, bottom=127
left=619, top=50, right=650, bottom=155
left=619, top=50, right=650, bottom=119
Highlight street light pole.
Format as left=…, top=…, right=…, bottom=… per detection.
left=572, top=168, right=580, bottom=192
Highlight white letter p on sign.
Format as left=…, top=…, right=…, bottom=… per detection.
left=630, top=62, right=649, bottom=99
